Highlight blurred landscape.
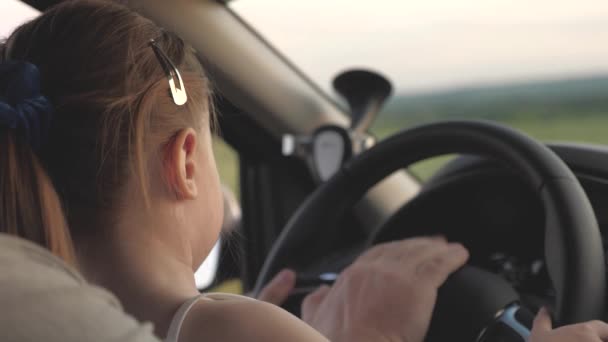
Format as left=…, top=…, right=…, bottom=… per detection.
left=216, top=74, right=608, bottom=193
left=372, top=74, right=608, bottom=179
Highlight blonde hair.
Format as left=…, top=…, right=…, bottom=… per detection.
left=0, top=132, right=76, bottom=265
left=1, top=0, right=214, bottom=250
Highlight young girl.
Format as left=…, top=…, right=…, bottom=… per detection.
left=0, top=60, right=161, bottom=341
left=1, top=1, right=606, bottom=341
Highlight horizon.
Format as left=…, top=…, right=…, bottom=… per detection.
left=391, top=71, right=608, bottom=97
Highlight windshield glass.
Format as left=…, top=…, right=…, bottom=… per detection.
left=232, top=1, right=608, bottom=146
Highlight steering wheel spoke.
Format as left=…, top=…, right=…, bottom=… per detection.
left=477, top=304, right=534, bottom=342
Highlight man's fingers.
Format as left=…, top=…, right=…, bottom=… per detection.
left=531, top=307, right=553, bottom=334
left=256, top=269, right=296, bottom=305
left=580, top=320, right=608, bottom=340
left=416, top=243, right=469, bottom=285
left=301, top=285, right=331, bottom=322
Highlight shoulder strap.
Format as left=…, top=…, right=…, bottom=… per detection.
left=165, top=295, right=204, bottom=342
left=165, top=293, right=253, bottom=342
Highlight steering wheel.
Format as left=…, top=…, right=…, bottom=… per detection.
left=254, top=120, right=606, bottom=341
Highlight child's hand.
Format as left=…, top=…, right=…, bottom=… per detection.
left=254, top=269, right=296, bottom=306
left=529, top=307, right=608, bottom=342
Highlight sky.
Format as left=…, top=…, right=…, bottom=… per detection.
left=233, top=0, right=608, bottom=94
left=0, top=0, right=38, bottom=37
left=3, top=0, right=608, bottom=94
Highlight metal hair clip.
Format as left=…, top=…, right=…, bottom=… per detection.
left=149, top=39, right=188, bottom=106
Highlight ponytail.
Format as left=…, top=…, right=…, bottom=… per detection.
left=0, top=61, right=76, bottom=265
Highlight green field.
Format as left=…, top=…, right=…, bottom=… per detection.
left=213, top=138, right=240, bottom=197
left=214, top=115, right=608, bottom=195
left=372, top=115, right=608, bottom=180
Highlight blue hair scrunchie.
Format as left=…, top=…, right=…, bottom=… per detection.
left=0, top=61, right=53, bottom=150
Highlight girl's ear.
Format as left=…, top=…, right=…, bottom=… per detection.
left=164, top=128, right=198, bottom=200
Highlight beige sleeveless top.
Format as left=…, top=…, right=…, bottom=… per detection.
left=0, top=234, right=160, bottom=342
left=165, top=293, right=253, bottom=342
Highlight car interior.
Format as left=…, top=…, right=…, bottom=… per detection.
left=8, top=0, right=608, bottom=341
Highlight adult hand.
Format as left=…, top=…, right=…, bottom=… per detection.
left=301, top=237, right=469, bottom=342
left=529, top=307, right=608, bottom=342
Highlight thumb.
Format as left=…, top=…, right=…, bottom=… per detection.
left=256, top=269, right=296, bottom=305
left=531, top=307, right=553, bottom=334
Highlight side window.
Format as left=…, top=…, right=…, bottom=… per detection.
left=214, top=138, right=240, bottom=198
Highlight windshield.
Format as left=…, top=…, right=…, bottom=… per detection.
left=232, top=1, right=608, bottom=146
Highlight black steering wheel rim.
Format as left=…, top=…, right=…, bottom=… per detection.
left=254, top=120, right=606, bottom=325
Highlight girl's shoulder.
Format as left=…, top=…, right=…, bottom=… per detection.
left=178, top=293, right=329, bottom=342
